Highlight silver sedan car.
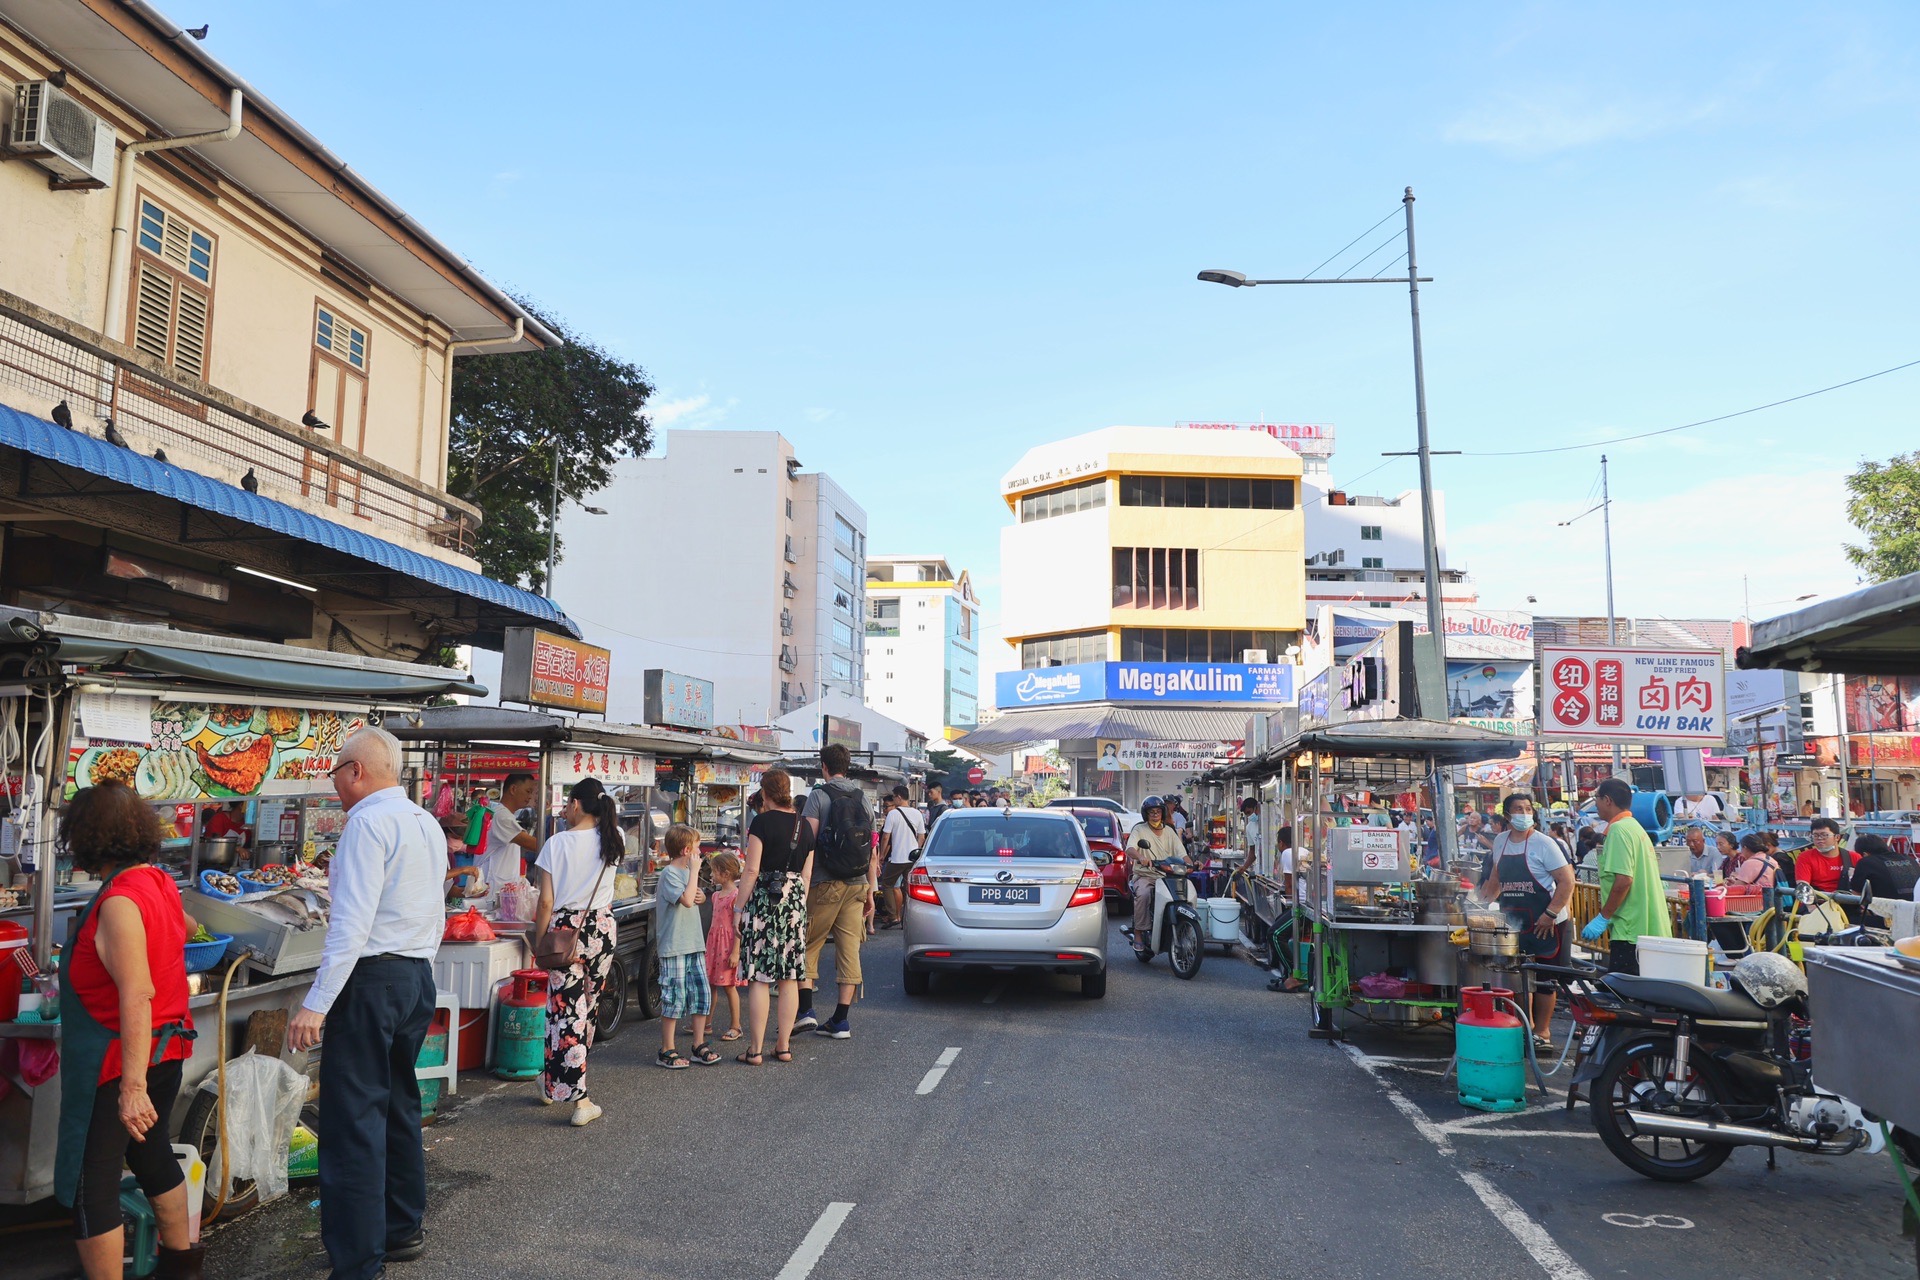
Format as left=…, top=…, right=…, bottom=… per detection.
left=901, top=807, right=1110, bottom=998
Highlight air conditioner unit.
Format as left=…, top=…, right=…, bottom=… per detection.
left=11, top=81, right=115, bottom=186
left=1241, top=649, right=1269, bottom=664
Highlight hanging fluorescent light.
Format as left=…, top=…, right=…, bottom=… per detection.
left=233, top=565, right=317, bottom=593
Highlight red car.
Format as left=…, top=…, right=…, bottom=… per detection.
left=1062, top=807, right=1130, bottom=913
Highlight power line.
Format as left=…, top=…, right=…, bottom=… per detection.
left=1461, top=356, right=1920, bottom=457
left=1300, top=206, right=1404, bottom=280
left=1336, top=229, right=1407, bottom=280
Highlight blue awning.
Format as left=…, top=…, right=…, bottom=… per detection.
left=0, top=403, right=579, bottom=645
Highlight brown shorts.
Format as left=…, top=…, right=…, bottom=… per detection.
left=879, top=860, right=911, bottom=889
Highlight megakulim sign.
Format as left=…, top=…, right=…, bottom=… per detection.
left=995, top=661, right=1294, bottom=708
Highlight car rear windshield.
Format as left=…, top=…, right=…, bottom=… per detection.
left=1073, top=812, right=1117, bottom=841
left=924, top=815, right=1085, bottom=860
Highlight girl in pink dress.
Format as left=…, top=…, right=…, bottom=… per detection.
left=705, top=853, right=743, bottom=1040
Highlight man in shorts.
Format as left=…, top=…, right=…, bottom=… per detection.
left=875, top=786, right=925, bottom=929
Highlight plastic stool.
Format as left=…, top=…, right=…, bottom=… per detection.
left=416, top=990, right=461, bottom=1098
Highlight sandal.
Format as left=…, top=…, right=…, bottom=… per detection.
left=718, top=1028, right=743, bottom=1042
left=656, top=1049, right=689, bottom=1070
left=772, top=1046, right=794, bottom=1063
left=734, top=1051, right=764, bottom=1066
left=689, top=1043, right=721, bottom=1066
left=1532, top=1034, right=1554, bottom=1053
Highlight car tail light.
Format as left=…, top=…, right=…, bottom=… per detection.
left=923, top=950, right=952, bottom=958
left=1068, top=866, right=1103, bottom=907
left=907, top=864, right=940, bottom=904
left=1056, top=954, right=1083, bottom=961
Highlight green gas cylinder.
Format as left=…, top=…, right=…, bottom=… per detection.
left=119, top=1176, right=159, bottom=1277
left=492, top=968, right=548, bottom=1081
left=1456, top=986, right=1527, bottom=1114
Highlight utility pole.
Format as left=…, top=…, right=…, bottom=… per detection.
left=1402, top=189, right=1459, bottom=867
left=1601, top=453, right=1622, bottom=779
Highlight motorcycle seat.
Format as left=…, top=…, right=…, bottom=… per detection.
left=1602, top=973, right=1769, bottom=1022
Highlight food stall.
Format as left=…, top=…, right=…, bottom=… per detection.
left=1221, top=623, right=1521, bottom=1039
left=391, top=706, right=778, bottom=1039
left=1736, top=570, right=1920, bottom=1241
left=0, top=605, right=483, bottom=1207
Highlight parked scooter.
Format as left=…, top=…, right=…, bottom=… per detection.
left=1570, top=950, right=1884, bottom=1181
left=1131, top=856, right=1205, bottom=978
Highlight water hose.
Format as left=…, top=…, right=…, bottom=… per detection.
left=1882, top=1124, right=1920, bottom=1228
left=200, top=949, right=248, bottom=1226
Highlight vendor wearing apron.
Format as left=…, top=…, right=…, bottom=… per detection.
left=1478, top=793, right=1575, bottom=1053
left=55, top=782, right=201, bottom=1280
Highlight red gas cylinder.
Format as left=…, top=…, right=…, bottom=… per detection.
left=0, top=921, right=30, bottom=1022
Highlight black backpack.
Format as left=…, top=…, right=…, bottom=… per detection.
left=815, top=781, right=874, bottom=881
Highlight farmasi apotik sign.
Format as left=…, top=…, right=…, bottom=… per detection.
left=1540, top=646, right=1727, bottom=747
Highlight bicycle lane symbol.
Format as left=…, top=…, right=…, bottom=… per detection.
left=1602, top=1212, right=1695, bottom=1229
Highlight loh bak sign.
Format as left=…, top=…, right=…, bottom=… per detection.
left=1540, top=646, right=1726, bottom=747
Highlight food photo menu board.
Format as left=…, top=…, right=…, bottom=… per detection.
left=67, top=696, right=368, bottom=801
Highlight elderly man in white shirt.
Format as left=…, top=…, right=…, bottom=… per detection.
left=288, top=727, right=443, bottom=1280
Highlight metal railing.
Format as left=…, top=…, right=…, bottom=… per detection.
left=0, top=286, right=479, bottom=557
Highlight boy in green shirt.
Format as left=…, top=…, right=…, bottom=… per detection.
left=1580, top=777, right=1671, bottom=973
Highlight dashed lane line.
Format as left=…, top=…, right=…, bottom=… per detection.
left=916, top=1047, right=963, bottom=1095
left=776, top=1202, right=855, bottom=1280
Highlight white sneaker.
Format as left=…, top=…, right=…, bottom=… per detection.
left=570, top=1100, right=602, bottom=1127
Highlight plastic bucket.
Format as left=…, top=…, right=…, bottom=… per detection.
left=1636, top=936, right=1709, bottom=985
left=0, top=921, right=28, bottom=1022
left=1204, top=898, right=1241, bottom=943
left=1703, top=887, right=1728, bottom=918
left=170, top=1143, right=205, bottom=1244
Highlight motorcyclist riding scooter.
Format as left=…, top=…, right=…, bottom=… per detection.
left=1126, top=795, right=1205, bottom=977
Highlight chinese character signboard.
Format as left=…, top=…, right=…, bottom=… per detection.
left=551, top=749, right=657, bottom=789
left=823, top=715, right=863, bottom=750
left=643, top=669, right=715, bottom=731
left=501, top=628, right=612, bottom=714
left=1095, top=740, right=1244, bottom=772
left=1540, top=646, right=1726, bottom=747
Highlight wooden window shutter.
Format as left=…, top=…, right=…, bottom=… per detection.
left=172, top=285, right=209, bottom=379
left=134, top=265, right=174, bottom=363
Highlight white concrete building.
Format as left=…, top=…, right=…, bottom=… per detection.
left=864, top=555, right=980, bottom=742
left=550, top=429, right=866, bottom=726
left=1303, top=466, right=1476, bottom=614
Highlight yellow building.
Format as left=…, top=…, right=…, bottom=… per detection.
left=0, top=2, right=569, bottom=655
left=998, top=426, right=1306, bottom=668
left=975, top=426, right=1305, bottom=802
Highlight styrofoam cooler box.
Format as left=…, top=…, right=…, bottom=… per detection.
left=433, top=939, right=525, bottom=1007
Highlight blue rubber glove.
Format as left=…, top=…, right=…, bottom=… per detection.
left=1579, top=914, right=1610, bottom=943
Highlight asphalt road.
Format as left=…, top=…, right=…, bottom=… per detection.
left=18, top=916, right=1915, bottom=1278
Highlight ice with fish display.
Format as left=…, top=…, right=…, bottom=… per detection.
left=67, top=698, right=367, bottom=801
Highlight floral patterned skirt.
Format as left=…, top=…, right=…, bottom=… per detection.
left=737, top=871, right=808, bottom=984
left=542, top=907, right=616, bottom=1103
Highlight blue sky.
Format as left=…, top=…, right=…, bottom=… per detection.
left=198, top=2, right=1916, bottom=648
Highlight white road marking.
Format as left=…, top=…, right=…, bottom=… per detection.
left=1459, top=1172, right=1594, bottom=1280
left=1339, top=1043, right=1592, bottom=1279
left=981, top=980, right=1007, bottom=1004
left=1338, top=1042, right=1456, bottom=1156
left=1602, top=1212, right=1694, bottom=1229
left=1445, top=1129, right=1600, bottom=1140
left=776, top=1202, right=855, bottom=1280
left=1441, top=1102, right=1570, bottom=1130
left=916, top=1047, right=963, bottom=1095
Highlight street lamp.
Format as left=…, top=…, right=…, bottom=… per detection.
left=1198, top=185, right=1455, bottom=857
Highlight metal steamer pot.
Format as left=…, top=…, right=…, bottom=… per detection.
left=198, top=837, right=242, bottom=868
left=1467, top=922, right=1522, bottom=957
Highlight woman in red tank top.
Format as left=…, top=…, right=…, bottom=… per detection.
left=55, top=782, right=201, bottom=1279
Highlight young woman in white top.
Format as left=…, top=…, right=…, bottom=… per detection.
left=529, top=777, right=623, bottom=1127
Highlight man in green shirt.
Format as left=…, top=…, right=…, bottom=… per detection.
left=1580, top=777, right=1671, bottom=974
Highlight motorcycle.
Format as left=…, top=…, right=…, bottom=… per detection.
left=1131, top=855, right=1205, bottom=979
left=1568, top=949, right=1884, bottom=1181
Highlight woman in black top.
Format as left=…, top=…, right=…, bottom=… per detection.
left=733, top=767, right=813, bottom=1064
left=1847, top=834, right=1919, bottom=906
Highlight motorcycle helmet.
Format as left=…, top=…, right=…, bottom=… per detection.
left=1730, top=951, right=1807, bottom=1008
left=1141, top=794, right=1166, bottom=823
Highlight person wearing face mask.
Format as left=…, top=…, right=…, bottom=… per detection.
left=1124, top=795, right=1186, bottom=944
left=1478, top=792, right=1575, bottom=1050
left=1796, top=817, right=1853, bottom=894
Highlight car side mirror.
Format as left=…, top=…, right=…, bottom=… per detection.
left=1090, top=851, right=1112, bottom=867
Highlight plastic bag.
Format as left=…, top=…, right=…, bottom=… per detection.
left=203, top=1050, right=306, bottom=1205
left=496, top=879, right=533, bottom=923
left=442, top=908, right=496, bottom=943
left=430, top=778, right=457, bottom=823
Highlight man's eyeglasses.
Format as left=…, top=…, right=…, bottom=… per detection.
left=328, top=759, right=362, bottom=781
